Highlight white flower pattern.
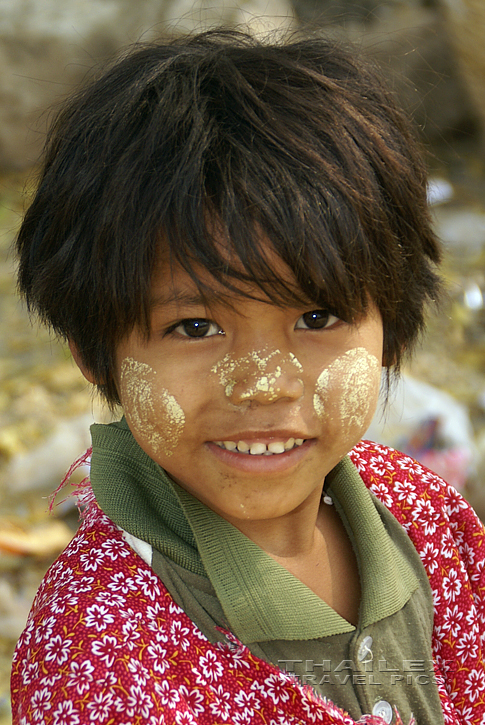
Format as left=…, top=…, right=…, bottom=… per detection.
left=11, top=441, right=485, bottom=725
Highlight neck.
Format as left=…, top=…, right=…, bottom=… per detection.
left=222, top=481, right=361, bottom=625
left=223, top=484, right=325, bottom=559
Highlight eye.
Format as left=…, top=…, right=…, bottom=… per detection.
left=295, top=310, right=340, bottom=330
left=172, top=318, right=223, bottom=338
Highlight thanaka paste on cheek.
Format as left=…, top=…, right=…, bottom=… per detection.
left=120, top=357, right=185, bottom=457
left=211, top=347, right=304, bottom=400
left=313, top=347, right=381, bottom=427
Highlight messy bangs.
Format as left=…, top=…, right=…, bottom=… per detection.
left=160, top=196, right=370, bottom=325
left=16, top=29, right=441, bottom=404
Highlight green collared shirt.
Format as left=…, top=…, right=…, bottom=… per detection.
left=90, top=419, right=444, bottom=724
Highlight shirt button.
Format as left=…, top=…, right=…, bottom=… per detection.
left=357, top=635, right=373, bottom=662
left=372, top=700, right=393, bottom=724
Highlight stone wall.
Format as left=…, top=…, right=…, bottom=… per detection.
left=0, top=0, right=482, bottom=172
left=440, top=0, right=485, bottom=149
left=0, top=0, right=294, bottom=170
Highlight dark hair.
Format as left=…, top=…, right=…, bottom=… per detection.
left=16, top=28, right=441, bottom=405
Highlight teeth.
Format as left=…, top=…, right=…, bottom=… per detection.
left=268, top=441, right=285, bottom=454
left=215, top=438, right=306, bottom=455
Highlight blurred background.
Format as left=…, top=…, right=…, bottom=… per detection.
left=2, top=0, right=485, bottom=720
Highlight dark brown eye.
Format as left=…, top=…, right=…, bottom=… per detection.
left=176, top=319, right=221, bottom=337
left=296, top=310, right=339, bottom=330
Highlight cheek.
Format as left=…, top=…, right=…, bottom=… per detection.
left=119, top=357, right=185, bottom=457
left=313, top=348, right=381, bottom=429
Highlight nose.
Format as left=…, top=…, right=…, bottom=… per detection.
left=214, top=348, right=305, bottom=407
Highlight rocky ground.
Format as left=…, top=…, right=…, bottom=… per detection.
left=1, top=141, right=485, bottom=720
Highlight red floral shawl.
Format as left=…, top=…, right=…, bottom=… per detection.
left=11, top=441, right=485, bottom=725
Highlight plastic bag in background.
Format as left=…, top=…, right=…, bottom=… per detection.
left=366, top=374, right=476, bottom=491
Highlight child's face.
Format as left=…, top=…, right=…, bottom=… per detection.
left=114, top=250, right=383, bottom=523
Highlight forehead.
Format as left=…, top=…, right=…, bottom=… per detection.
left=150, top=240, right=306, bottom=310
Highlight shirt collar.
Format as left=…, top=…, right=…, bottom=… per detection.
left=90, top=419, right=418, bottom=644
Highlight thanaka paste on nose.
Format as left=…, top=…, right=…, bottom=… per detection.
left=120, top=357, right=185, bottom=456
left=313, top=347, right=381, bottom=426
left=211, top=347, right=304, bottom=399
left=239, top=367, right=283, bottom=403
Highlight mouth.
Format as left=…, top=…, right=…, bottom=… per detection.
left=212, top=438, right=305, bottom=456
left=208, top=434, right=314, bottom=473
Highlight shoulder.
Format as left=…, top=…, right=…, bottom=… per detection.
left=349, top=439, right=485, bottom=593
left=11, top=503, right=179, bottom=721
left=350, top=439, right=485, bottom=627
left=349, top=439, right=479, bottom=527
left=25, top=503, right=150, bottom=619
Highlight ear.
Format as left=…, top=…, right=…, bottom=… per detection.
left=68, top=340, right=97, bottom=384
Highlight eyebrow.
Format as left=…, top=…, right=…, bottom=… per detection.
left=149, top=286, right=284, bottom=315
left=149, top=289, right=225, bottom=309
left=149, top=281, right=310, bottom=311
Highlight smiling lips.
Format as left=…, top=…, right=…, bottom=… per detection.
left=213, top=438, right=305, bottom=455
